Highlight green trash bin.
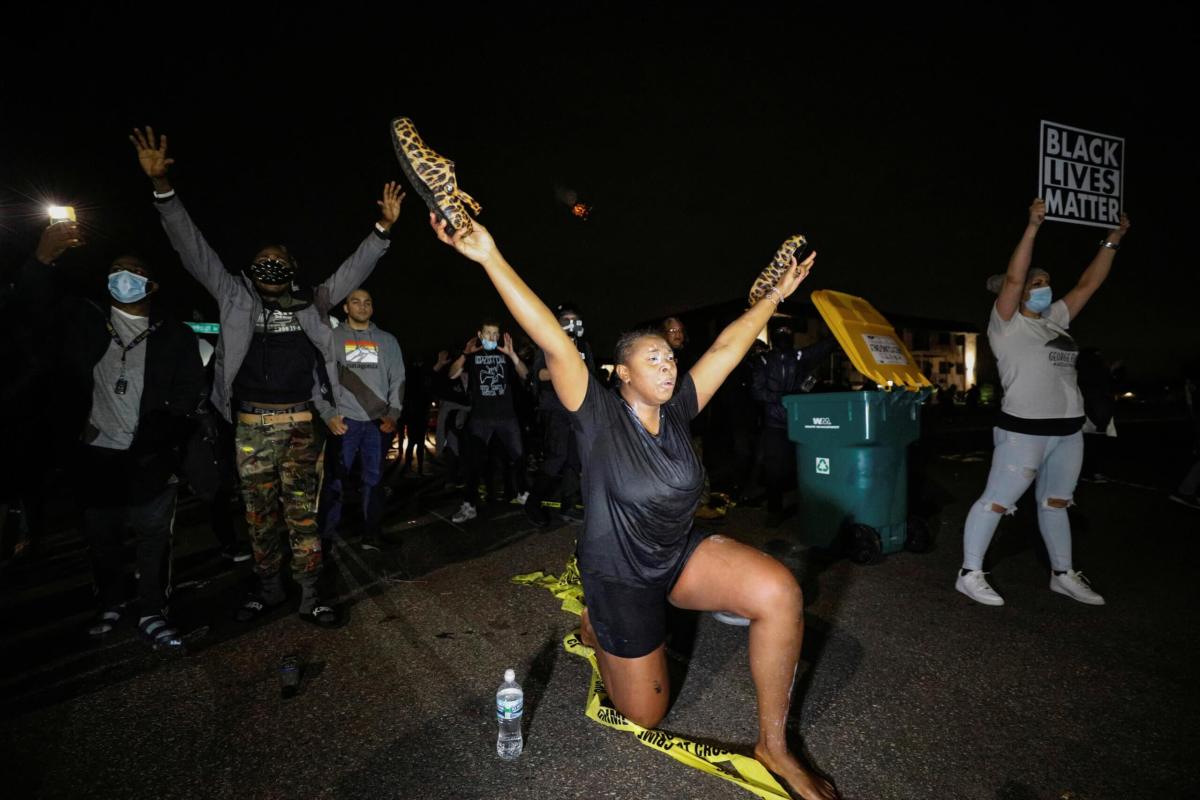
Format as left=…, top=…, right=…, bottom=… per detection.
left=783, top=389, right=931, bottom=562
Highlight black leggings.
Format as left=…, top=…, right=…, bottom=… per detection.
left=402, top=416, right=427, bottom=470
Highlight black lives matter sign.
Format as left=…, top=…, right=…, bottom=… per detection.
left=1038, top=121, right=1124, bottom=229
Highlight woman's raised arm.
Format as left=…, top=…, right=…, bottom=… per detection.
left=689, top=253, right=814, bottom=412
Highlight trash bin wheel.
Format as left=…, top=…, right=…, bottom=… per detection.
left=847, top=524, right=884, bottom=565
left=904, top=516, right=934, bottom=554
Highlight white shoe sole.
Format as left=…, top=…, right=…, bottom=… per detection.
left=1050, top=581, right=1105, bottom=605
left=955, top=578, right=1005, bottom=606
left=711, top=611, right=751, bottom=626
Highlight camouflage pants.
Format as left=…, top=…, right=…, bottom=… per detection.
left=235, top=418, right=322, bottom=582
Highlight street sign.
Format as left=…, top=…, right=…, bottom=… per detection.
left=186, top=322, right=220, bottom=335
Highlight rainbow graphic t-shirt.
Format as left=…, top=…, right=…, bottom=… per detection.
left=345, top=339, right=380, bottom=368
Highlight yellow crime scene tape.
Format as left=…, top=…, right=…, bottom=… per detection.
left=512, top=559, right=791, bottom=800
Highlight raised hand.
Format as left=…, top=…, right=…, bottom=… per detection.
left=1028, top=198, right=1046, bottom=227
left=129, top=127, right=174, bottom=187
left=1107, top=211, right=1131, bottom=243
left=431, top=213, right=498, bottom=266
left=377, top=181, right=406, bottom=231
left=435, top=350, right=451, bottom=369
left=463, top=336, right=483, bottom=355
left=35, top=221, right=85, bottom=265
left=498, top=332, right=515, bottom=357
left=776, top=251, right=818, bottom=300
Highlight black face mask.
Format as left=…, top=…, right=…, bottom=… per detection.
left=771, top=329, right=793, bottom=350
left=246, top=257, right=296, bottom=285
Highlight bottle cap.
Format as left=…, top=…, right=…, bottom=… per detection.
left=504, top=668, right=515, bottom=682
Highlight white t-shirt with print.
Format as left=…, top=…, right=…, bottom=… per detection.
left=988, top=300, right=1083, bottom=420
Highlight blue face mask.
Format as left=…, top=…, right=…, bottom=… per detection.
left=481, top=338, right=499, bottom=351
left=107, top=270, right=150, bottom=304
left=1025, top=286, right=1052, bottom=314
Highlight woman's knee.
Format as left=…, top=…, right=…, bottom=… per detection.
left=606, top=677, right=669, bottom=729
left=745, top=564, right=803, bottom=620
left=620, top=701, right=667, bottom=730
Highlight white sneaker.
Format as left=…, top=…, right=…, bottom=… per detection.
left=451, top=502, right=477, bottom=523
left=514, top=491, right=530, bottom=506
left=1050, top=570, right=1105, bottom=605
left=955, top=570, right=1005, bottom=606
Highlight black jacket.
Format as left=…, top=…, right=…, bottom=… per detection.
left=751, top=338, right=838, bottom=429
left=17, top=257, right=205, bottom=499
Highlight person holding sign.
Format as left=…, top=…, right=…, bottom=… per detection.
left=430, top=215, right=837, bottom=799
left=957, top=198, right=1131, bottom=607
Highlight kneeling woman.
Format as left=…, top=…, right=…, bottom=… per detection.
left=432, top=215, right=837, bottom=800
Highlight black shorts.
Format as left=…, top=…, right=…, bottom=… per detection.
left=579, top=526, right=711, bottom=659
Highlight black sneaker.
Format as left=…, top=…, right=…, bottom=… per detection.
left=524, top=499, right=550, bottom=528
left=360, top=537, right=382, bottom=552
left=235, top=591, right=286, bottom=623
left=300, top=602, right=340, bottom=628
left=560, top=506, right=584, bottom=523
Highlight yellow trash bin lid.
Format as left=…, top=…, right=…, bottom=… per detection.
left=811, top=289, right=932, bottom=390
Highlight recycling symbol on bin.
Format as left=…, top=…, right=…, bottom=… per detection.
left=815, top=457, right=831, bottom=475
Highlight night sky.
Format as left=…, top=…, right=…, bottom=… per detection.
left=3, top=8, right=1196, bottom=378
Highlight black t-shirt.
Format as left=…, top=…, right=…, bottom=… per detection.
left=465, top=352, right=517, bottom=419
left=571, top=371, right=704, bottom=585
left=232, top=309, right=316, bottom=405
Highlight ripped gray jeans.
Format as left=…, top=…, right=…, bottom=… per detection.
left=962, top=428, right=1083, bottom=573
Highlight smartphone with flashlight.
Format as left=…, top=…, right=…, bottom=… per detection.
left=47, top=206, right=77, bottom=225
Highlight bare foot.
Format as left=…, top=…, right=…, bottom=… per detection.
left=754, top=742, right=838, bottom=800
left=580, top=608, right=599, bottom=650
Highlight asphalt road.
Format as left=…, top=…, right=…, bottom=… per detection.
left=1, top=431, right=1196, bottom=800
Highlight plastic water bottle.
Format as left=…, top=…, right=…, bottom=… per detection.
left=495, top=668, right=523, bottom=760
left=279, top=655, right=300, bottom=699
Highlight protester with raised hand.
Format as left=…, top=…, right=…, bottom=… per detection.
left=957, top=198, right=1131, bottom=607
left=15, top=227, right=204, bottom=651
left=431, top=213, right=838, bottom=800
left=447, top=323, right=530, bottom=522
left=0, top=221, right=87, bottom=562
left=130, top=126, right=403, bottom=628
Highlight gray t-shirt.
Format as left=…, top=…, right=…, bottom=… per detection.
left=988, top=299, right=1083, bottom=420
left=86, top=308, right=149, bottom=450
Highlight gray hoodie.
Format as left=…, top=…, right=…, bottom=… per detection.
left=315, top=321, right=405, bottom=422
left=155, top=195, right=389, bottom=422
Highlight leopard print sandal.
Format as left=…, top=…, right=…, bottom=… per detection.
left=748, top=234, right=808, bottom=306
left=390, top=117, right=481, bottom=236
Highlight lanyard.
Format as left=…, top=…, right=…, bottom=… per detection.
left=106, top=317, right=161, bottom=372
